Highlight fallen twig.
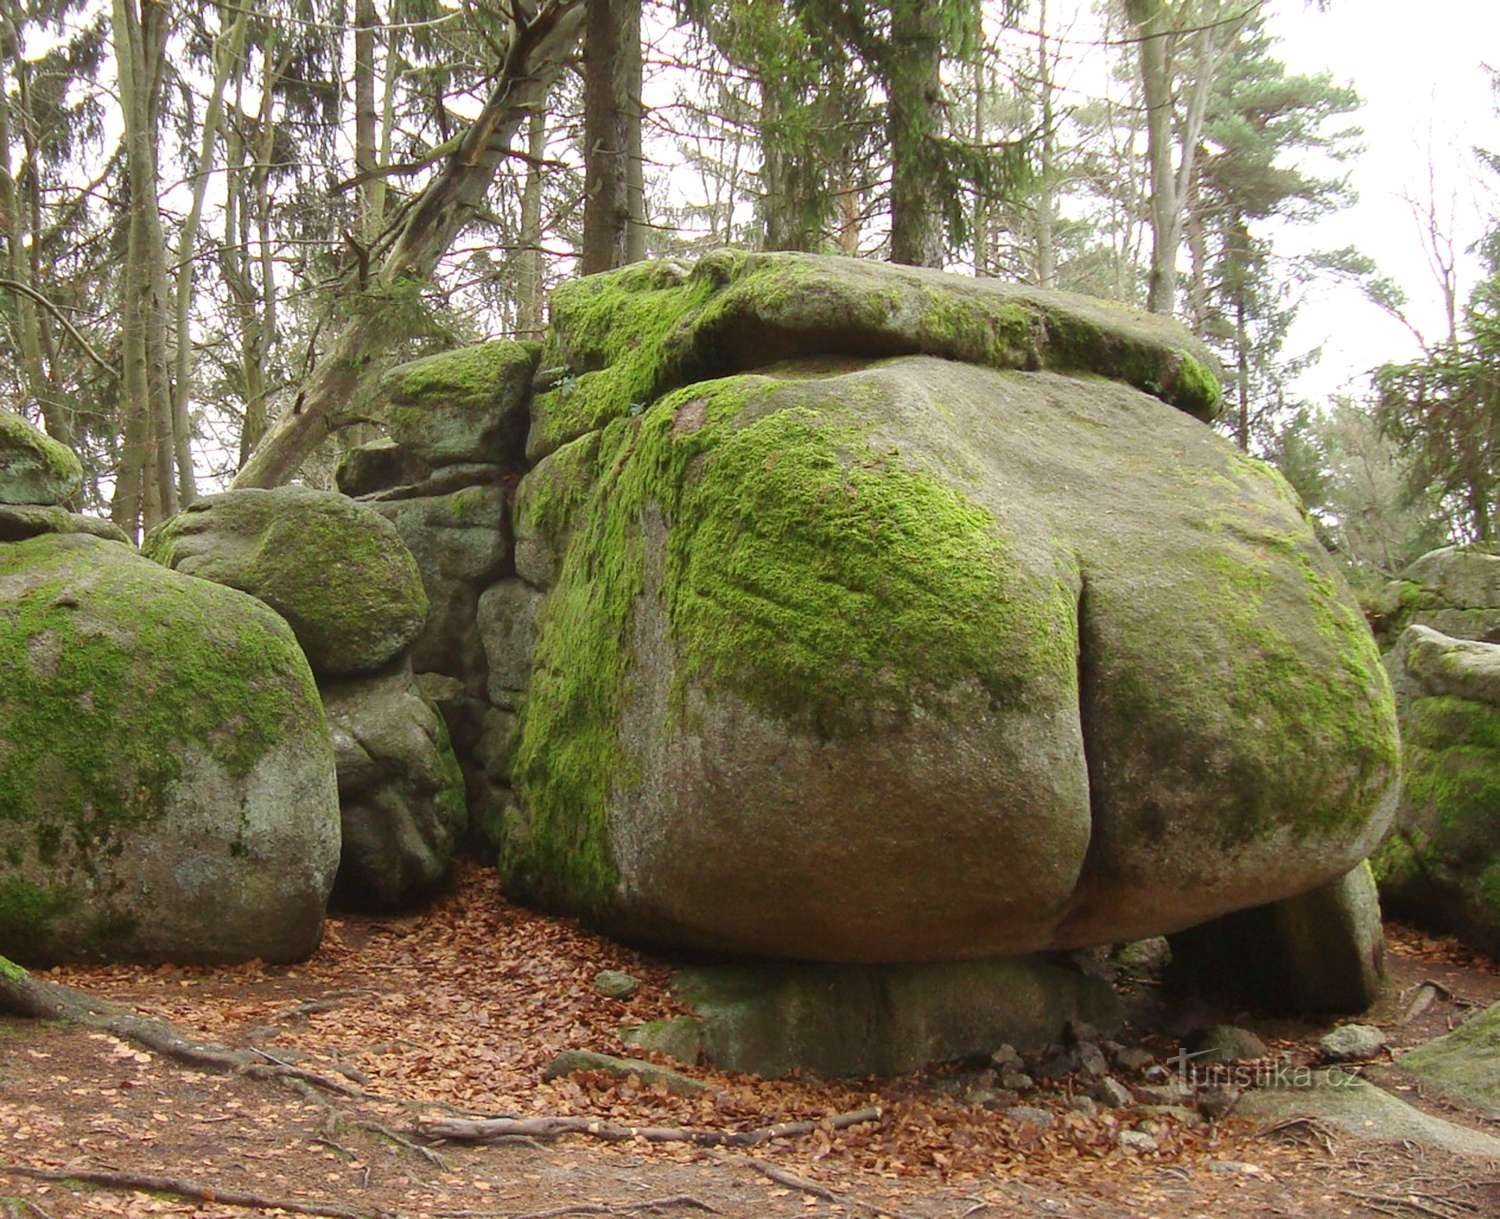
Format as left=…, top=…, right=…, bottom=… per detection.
left=436, top=1198, right=721, bottom=1219
left=417, top=1106, right=883, bottom=1149
left=0, top=1165, right=393, bottom=1219
left=737, top=1158, right=922, bottom=1219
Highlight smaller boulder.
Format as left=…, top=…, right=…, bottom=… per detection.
left=1320, top=1024, right=1388, bottom=1062
left=144, top=486, right=428, bottom=678
left=0, top=504, right=130, bottom=545
left=0, top=411, right=81, bottom=506
left=542, top=1049, right=707, bottom=1097
left=1187, top=1025, right=1269, bottom=1064
left=322, top=664, right=467, bottom=908
left=1399, top=1002, right=1500, bottom=1115
left=593, top=969, right=641, bottom=1000
left=380, top=340, right=538, bottom=468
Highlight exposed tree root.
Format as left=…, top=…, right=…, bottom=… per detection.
left=733, top=1157, right=923, bottom=1219
left=434, top=1198, right=721, bottom=1218
left=0, top=955, right=357, bottom=1096
left=0, top=1165, right=394, bottom=1219
left=416, top=1106, right=883, bottom=1149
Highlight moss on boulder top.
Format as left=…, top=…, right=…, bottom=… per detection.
left=501, top=344, right=1396, bottom=962
left=380, top=339, right=539, bottom=469
left=0, top=533, right=340, bottom=964
left=0, top=410, right=83, bottom=506
left=143, top=486, right=428, bottom=679
left=526, top=251, right=1223, bottom=461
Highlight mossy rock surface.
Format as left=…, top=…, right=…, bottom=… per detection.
left=669, top=957, right=1122, bottom=1078
left=1375, top=626, right=1500, bottom=955
left=1399, top=1002, right=1500, bottom=1116
left=322, top=662, right=467, bottom=910
left=526, top=251, right=1222, bottom=462
left=370, top=483, right=510, bottom=683
left=1370, top=546, right=1500, bottom=648
left=1168, top=863, right=1385, bottom=1013
left=500, top=347, right=1398, bottom=961
left=0, top=533, right=340, bottom=964
left=0, top=504, right=130, bottom=545
left=380, top=340, right=539, bottom=468
left=0, top=411, right=82, bottom=506
left=143, top=486, right=428, bottom=679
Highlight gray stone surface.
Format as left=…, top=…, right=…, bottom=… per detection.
left=0, top=410, right=82, bottom=505
left=0, top=533, right=340, bottom=964
left=322, top=664, right=467, bottom=909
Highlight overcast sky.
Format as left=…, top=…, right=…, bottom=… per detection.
left=1258, top=0, right=1500, bottom=402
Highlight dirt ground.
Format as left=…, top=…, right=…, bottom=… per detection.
left=3, top=864, right=1498, bottom=1219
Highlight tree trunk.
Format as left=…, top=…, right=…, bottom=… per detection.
left=1132, top=0, right=1176, bottom=313
left=581, top=0, right=632, bottom=274
left=516, top=110, right=548, bottom=336
left=233, top=1, right=586, bottom=490
left=888, top=0, right=945, bottom=268
left=354, top=0, right=379, bottom=242
left=623, top=0, right=647, bottom=263
left=1034, top=0, right=1056, bottom=289
left=111, top=0, right=175, bottom=535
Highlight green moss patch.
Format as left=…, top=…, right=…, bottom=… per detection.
left=0, top=535, right=319, bottom=871
left=505, top=373, right=1075, bottom=913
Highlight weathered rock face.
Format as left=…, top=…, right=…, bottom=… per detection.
left=144, top=487, right=469, bottom=909
left=0, top=411, right=82, bottom=506
left=0, top=533, right=340, bottom=964
left=336, top=342, right=538, bottom=855
left=0, top=503, right=131, bottom=545
left=485, top=252, right=1398, bottom=963
left=1374, top=626, right=1500, bottom=955
left=142, top=486, right=428, bottom=679
left=1401, top=1001, right=1500, bottom=1117
left=322, top=663, right=467, bottom=908
left=1370, top=545, right=1500, bottom=647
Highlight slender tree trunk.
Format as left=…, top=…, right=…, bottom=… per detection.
left=581, top=0, right=631, bottom=273
left=516, top=110, right=548, bottom=336
left=1034, top=0, right=1056, bottom=288
left=623, top=0, right=646, bottom=263
left=888, top=0, right=945, bottom=268
left=1131, top=0, right=1176, bottom=313
left=354, top=0, right=379, bottom=242
left=233, top=1, right=585, bottom=489
left=111, top=0, right=175, bottom=534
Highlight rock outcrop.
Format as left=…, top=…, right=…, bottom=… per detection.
left=1370, top=545, right=1500, bottom=647
left=0, top=410, right=82, bottom=507
left=1373, top=626, right=1500, bottom=954
left=0, top=533, right=340, bottom=964
left=145, top=487, right=465, bottom=908
left=460, top=252, right=1398, bottom=965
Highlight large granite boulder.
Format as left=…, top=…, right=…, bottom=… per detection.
left=379, top=340, right=538, bottom=469
left=322, top=664, right=468, bottom=908
left=495, top=252, right=1400, bottom=964
left=1373, top=626, right=1500, bottom=954
left=1370, top=545, right=1500, bottom=647
left=143, top=486, right=428, bottom=679
left=0, top=410, right=82, bottom=506
left=0, top=533, right=340, bottom=964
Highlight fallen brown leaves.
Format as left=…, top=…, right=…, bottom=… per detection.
left=35, top=863, right=1221, bottom=1189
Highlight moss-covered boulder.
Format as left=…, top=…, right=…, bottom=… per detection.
left=322, top=663, right=467, bottom=908
left=495, top=256, right=1398, bottom=963
left=0, top=504, right=131, bottom=545
left=1370, top=545, right=1500, bottom=647
left=1168, top=862, right=1385, bottom=1013
left=1374, top=626, right=1500, bottom=955
left=0, top=411, right=82, bottom=506
left=525, top=250, right=1223, bottom=464
left=143, top=486, right=428, bottom=679
left=1400, top=1001, right=1500, bottom=1116
left=380, top=340, right=538, bottom=469
left=0, top=533, right=340, bottom=964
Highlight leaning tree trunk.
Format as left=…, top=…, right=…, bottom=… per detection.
left=232, top=1, right=585, bottom=491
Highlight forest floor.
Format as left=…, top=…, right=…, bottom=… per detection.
left=2, top=863, right=1499, bottom=1219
